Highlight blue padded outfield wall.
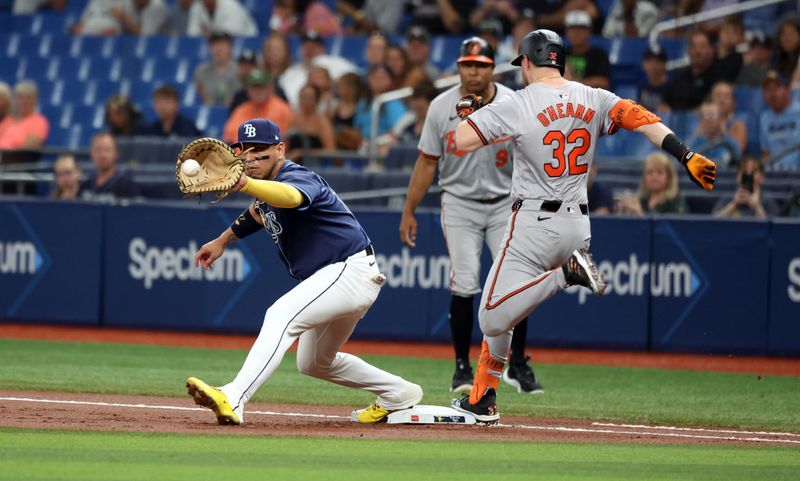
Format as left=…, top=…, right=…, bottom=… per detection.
left=1, top=199, right=798, bottom=356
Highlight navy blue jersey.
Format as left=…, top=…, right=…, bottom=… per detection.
left=252, top=160, right=371, bottom=280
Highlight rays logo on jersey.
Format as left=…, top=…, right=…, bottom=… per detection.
left=255, top=204, right=283, bottom=243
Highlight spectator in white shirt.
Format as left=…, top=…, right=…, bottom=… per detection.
left=187, top=0, right=258, bottom=37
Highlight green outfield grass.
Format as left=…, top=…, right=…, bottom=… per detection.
left=1, top=338, right=798, bottom=431
left=0, top=429, right=798, bottom=481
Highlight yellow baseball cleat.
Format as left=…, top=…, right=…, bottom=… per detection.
left=353, top=402, right=391, bottom=423
left=186, top=377, right=241, bottom=425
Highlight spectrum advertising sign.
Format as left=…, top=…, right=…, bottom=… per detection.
left=0, top=201, right=102, bottom=324
left=769, top=220, right=800, bottom=355
left=103, top=205, right=296, bottom=332
left=2, top=200, right=798, bottom=355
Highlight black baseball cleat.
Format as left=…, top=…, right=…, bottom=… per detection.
left=502, top=356, right=544, bottom=394
left=563, top=247, right=607, bottom=296
left=451, top=388, right=500, bottom=424
left=450, top=358, right=474, bottom=393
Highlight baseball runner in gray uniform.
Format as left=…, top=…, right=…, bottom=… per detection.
left=400, top=37, right=544, bottom=394
left=450, top=30, right=717, bottom=423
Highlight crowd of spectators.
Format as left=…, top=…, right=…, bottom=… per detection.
left=1, top=0, right=800, bottom=212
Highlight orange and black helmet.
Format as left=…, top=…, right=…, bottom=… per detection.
left=511, top=29, right=565, bottom=74
left=457, top=37, right=495, bottom=65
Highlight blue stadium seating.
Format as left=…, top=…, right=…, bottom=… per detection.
left=0, top=12, right=12, bottom=33
left=384, top=143, right=418, bottom=170
left=80, top=80, right=120, bottom=106
left=116, top=36, right=152, bottom=59
left=72, top=36, right=117, bottom=59
left=188, top=106, right=229, bottom=139
left=735, top=87, right=765, bottom=115
left=36, top=79, right=65, bottom=106
left=84, top=56, right=115, bottom=82
left=37, top=33, right=75, bottom=58
left=162, top=36, right=207, bottom=61
left=17, top=56, right=58, bottom=82
left=0, top=57, right=20, bottom=83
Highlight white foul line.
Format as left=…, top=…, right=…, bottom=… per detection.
left=0, top=397, right=349, bottom=419
left=2, top=396, right=798, bottom=444
left=592, top=422, right=800, bottom=438
left=503, top=423, right=800, bottom=445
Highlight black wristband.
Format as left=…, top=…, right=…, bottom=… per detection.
left=230, top=208, right=261, bottom=239
left=662, top=133, right=692, bottom=164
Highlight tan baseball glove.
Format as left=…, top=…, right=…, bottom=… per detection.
left=176, top=137, right=245, bottom=198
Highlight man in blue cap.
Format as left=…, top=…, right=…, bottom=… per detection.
left=186, top=118, right=423, bottom=424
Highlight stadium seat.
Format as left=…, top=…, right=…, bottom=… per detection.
left=194, top=106, right=229, bottom=139
left=74, top=36, right=117, bottom=59
left=37, top=33, right=75, bottom=58
left=615, top=84, right=637, bottom=101
left=37, top=79, right=65, bottom=106
left=0, top=12, right=11, bottom=33
left=53, top=56, right=87, bottom=81
left=0, top=57, right=21, bottom=82
left=164, top=36, right=207, bottom=61
left=432, top=36, right=462, bottom=72
left=11, top=34, right=42, bottom=58
left=117, top=35, right=150, bottom=59
left=734, top=87, right=765, bottom=116
left=319, top=170, right=367, bottom=194
left=85, top=56, right=115, bottom=82
left=331, top=36, right=368, bottom=67
left=81, top=79, right=120, bottom=106
left=18, top=56, right=59, bottom=82
left=384, top=143, right=418, bottom=170
left=39, top=103, right=64, bottom=127
left=117, top=136, right=190, bottom=165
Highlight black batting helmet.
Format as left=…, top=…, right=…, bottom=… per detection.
left=511, top=29, right=565, bottom=73
left=457, top=36, right=495, bottom=65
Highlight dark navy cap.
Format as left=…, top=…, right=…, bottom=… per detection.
left=235, top=118, right=283, bottom=146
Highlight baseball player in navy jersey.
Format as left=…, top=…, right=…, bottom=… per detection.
left=187, top=118, right=423, bottom=425
left=400, top=37, right=544, bottom=395
left=450, top=30, right=717, bottom=423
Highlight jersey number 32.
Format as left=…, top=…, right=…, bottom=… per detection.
left=542, top=129, right=590, bottom=177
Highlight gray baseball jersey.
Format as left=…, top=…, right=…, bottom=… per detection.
left=467, top=81, right=621, bottom=204
left=418, top=83, right=514, bottom=200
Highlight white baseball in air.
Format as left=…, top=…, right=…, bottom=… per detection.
left=182, top=158, right=200, bottom=177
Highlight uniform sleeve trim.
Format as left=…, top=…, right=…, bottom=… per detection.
left=418, top=150, right=440, bottom=160
left=466, top=118, right=489, bottom=146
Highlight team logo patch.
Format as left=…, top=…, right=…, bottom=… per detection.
left=549, top=51, right=558, bottom=60
left=255, top=204, right=283, bottom=243
left=244, top=123, right=257, bottom=138
left=468, top=42, right=482, bottom=55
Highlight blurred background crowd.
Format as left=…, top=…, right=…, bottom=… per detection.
left=1, top=0, right=799, bottom=217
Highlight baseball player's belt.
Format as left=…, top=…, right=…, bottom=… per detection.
left=472, top=194, right=510, bottom=204
left=513, top=199, right=589, bottom=215
left=445, top=191, right=510, bottom=204
left=343, top=244, right=375, bottom=262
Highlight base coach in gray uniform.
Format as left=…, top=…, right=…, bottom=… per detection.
left=450, top=30, right=717, bottom=423
left=400, top=37, right=544, bottom=395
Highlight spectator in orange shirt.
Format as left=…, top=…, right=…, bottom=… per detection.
left=223, top=69, right=293, bottom=143
left=0, top=80, right=49, bottom=150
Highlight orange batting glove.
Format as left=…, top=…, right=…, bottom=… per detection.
left=682, top=152, right=717, bottom=191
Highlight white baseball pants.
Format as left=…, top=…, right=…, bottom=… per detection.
left=220, top=250, right=423, bottom=417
